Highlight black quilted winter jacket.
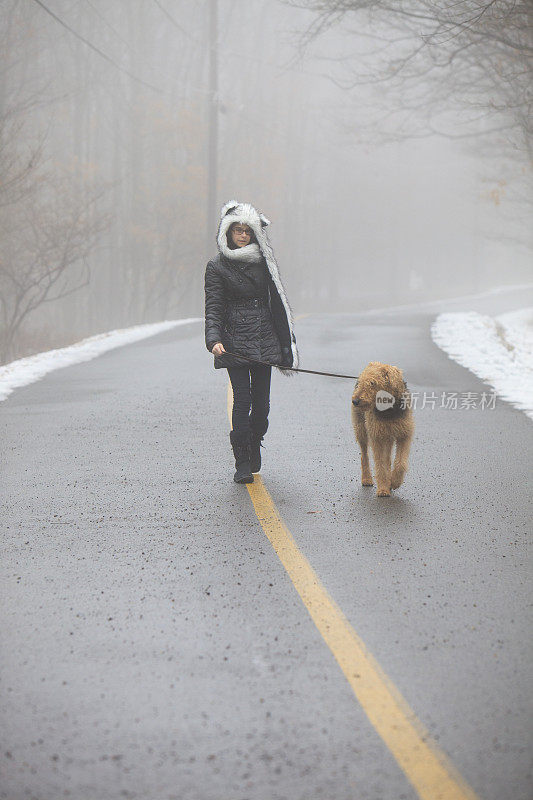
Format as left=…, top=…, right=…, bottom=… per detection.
left=204, top=252, right=292, bottom=370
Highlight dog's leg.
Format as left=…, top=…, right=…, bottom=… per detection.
left=351, top=405, right=373, bottom=485
left=372, top=439, right=393, bottom=497
left=391, top=434, right=413, bottom=490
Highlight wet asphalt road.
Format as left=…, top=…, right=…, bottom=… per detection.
left=1, top=288, right=532, bottom=800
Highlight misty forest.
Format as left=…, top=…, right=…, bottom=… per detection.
left=0, top=0, right=531, bottom=364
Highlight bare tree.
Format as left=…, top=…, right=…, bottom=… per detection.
left=0, top=0, right=113, bottom=363
left=0, top=127, right=109, bottom=362
left=287, top=1, right=533, bottom=157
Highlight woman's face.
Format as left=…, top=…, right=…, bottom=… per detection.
left=230, top=223, right=252, bottom=248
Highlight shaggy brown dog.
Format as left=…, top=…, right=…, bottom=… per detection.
left=351, top=362, right=415, bottom=497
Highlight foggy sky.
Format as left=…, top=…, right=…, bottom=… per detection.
left=1, top=0, right=531, bottom=362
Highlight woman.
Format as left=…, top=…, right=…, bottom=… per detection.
left=204, top=200, right=298, bottom=484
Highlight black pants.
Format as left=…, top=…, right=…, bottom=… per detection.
left=227, top=365, right=271, bottom=435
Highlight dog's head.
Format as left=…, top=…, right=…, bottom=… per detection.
left=352, top=362, right=407, bottom=411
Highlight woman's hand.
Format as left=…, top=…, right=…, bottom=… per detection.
left=211, top=342, right=226, bottom=356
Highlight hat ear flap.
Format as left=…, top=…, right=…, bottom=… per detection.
left=259, top=214, right=270, bottom=227
left=220, top=200, right=241, bottom=219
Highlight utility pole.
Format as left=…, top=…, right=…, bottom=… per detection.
left=206, top=0, right=218, bottom=268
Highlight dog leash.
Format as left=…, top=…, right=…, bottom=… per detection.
left=219, top=349, right=358, bottom=380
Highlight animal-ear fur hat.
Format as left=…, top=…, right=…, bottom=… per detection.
left=217, top=200, right=299, bottom=372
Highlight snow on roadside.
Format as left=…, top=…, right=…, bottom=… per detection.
left=0, top=318, right=202, bottom=402
left=431, top=308, right=533, bottom=421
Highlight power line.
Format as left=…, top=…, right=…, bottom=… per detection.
left=149, top=0, right=333, bottom=82
left=84, top=0, right=133, bottom=51
left=28, top=0, right=350, bottom=167
left=151, top=0, right=190, bottom=37
left=31, top=0, right=338, bottom=129
left=30, top=0, right=163, bottom=93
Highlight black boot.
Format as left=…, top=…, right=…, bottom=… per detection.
left=249, top=421, right=268, bottom=473
left=229, top=430, right=253, bottom=484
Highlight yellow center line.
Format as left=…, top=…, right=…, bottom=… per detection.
left=226, top=382, right=479, bottom=800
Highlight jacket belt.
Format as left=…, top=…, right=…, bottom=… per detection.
left=228, top=297, right=268, bottom=308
